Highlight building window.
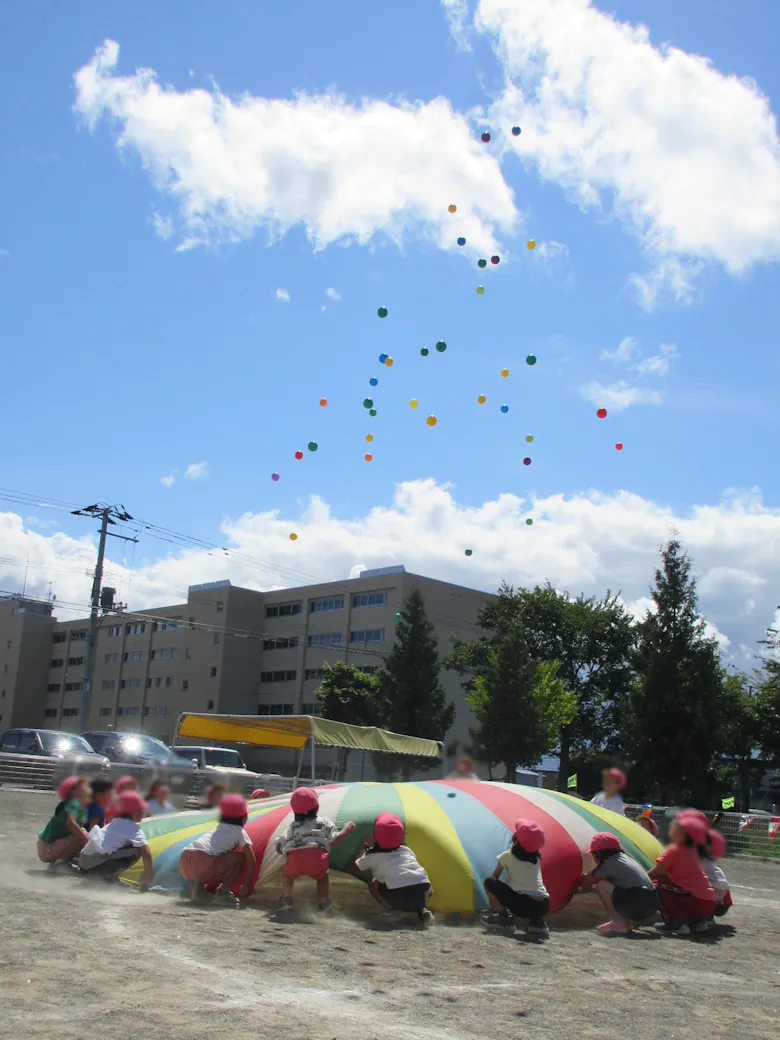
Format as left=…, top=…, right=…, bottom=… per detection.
left=151, top=647, right=178, bottom=661
left=263, top=636, right=299, bottom=651
left=153, top=620, right=180, bottom=632
left=265, top=603, right=302, bottom=619
left=99, top=706, right=113, bottom=717
left=50, top=659, right=64, bottom=669
left=125, top=623, right=146, bottom=636
left=62, top=708, right=79, bottom=718
left=64, top=682, right=82, bottom=692
left=123, top=650, right=146, bottom=663
left=185, top=648, right=193, bottom=660
left=52, top=633, right=67, bottom=644
left=301, top=702, right=320, bottom=715
left=308, top=632, right=341, bottom=647
left=352, top=592, right=387, bottom=608
left=120, top=678, right=142, bottom=690
left=356, top=665, right=379, bottom=675
left=149, top=676, right=173, bottom=689
left=304, top=668, right=324, bottom=682
left=104, top=652, right=120, bottom=665
left=257, top=703, right=294, bottom=715
left=210, top=666, right=217, bottom=677
left=207, top=699, right=214, bottom=709
left=188, top=616, right=195, bottom=629
left=102, top=679, right=116, bottom=691
left=106, top=625, right=121, bottom=638
left=213, top=633, right=221, bottom=645
left=70, top=630, right=87, bottom=641
left=44, top=708, right=58, bottom=718
left=117, top=706, right=140, bottom=717
left=216, top=601, right=224, bottom=613
left=67, top=656, right=84, bottom=667
left=260, top=670, right=297, bottom=684
left=47, top=683, right=61, bottom=693
left=350, top=629, right=385, bottom=644
left=310, top=597, right=345, bottom=613
left=182, top=679, right=189, bottom=692
left=144, top=705, right=169, bottom=716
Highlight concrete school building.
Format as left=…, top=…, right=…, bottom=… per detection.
left=0, top=566, right=490, bottom=775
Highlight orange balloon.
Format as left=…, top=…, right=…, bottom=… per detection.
left=448, top=204, right=457, bottom=213
left=385, top=357, right=394, bottom=367
left=477, top=394, right=486, bottom=404
left=527, top=239, right=536, bottom=250
left=426, top=415, right=438, bottom=427
left=289, top=533, right=298, bottom=541
left=365, top=433, right=374, bottom=442
left=319, top=398, right=328, bottom=406
left=364, top=453, right=373, bottom=462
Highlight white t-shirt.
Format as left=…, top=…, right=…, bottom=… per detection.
left=146, top=798, right=175, bottom=816
left=355, top=845, right=430, bottom=890
left=190, top=823, right=251, bottom=857
left=497, top=849, right=548, bottom=897
left=590, top=792, right=625, bottom=815
left=82, top=817, right=148, bottom=857
left=702, top=857, right=729, bottom=899
left=276, top=815, right=338, bottom=855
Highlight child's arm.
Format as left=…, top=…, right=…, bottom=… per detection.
left=65, top=812, right=88, bottom=843
left=138, top=846, right=154, bottom=891
left=239, top=844, right=257, bottom=897
left=490, top=860, right=503, bottom=881
left=648, top=862, right=669, bottom=882
left=574, top=871, right=597, bottom=893
left=330, top=820, right=356, bottom=847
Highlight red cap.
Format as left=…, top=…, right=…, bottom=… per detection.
left=590, top=831, right=621, bottom=853
left=707, top=828, right=727, bottom=859
left=639, top=815, right=659, bottom=837
left=115, top=775, right=137, bottom=793
left=117, top=791, right=147, bottom=816
left=251, top=788, right=270, bottom=800
left=374, top=812, right=405, bottom=849
left=603, top=767, right=627, bottom=789
left=57, top=775, right=83, bottom=802
left=514, top=818, right=545, bottom=853
left=680, top=808, right=708, bottom=826
left=220, top=793, right=247, bottom=817
left=675, top=812, right=708, bottom=845
left=290, top=787, right=319, bottom=814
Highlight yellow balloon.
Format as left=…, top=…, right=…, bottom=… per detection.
left=385, top=357, right=394, bottom=367
left=366, top=433, right=374, bottom=442
left=476, top=285, right=485, bottom=295
left=426, top=415, right=437, bottom=427
left=289, top=533, right=298, bottom=541
left=409, top=399, right=418, bottom=409
left=527, top=239, right=536, bottom=250
left=500, top=368, right=509, bottom=378
left=477, top=394, right=486, bottom=404
left=448, top=203, right=457, bottom=213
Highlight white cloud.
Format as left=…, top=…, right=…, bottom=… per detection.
left=634, top=343, right=677, bottom=377
left=73, top=40, right=517, bottom=256
left=535, top=239, right=568, bottom=263
left=2, top=480, right=779, bottom=665
left=160, top=475, right=175, bottom=488
left=472, top=0, right=780, bottom=292
left=325, top=287, right=342, bottom=301
left=441, top=0, right=473, bottom=51
left=184, top=461, right=208, bottom=480
left=601, top=336, right=638, bottom=363
left=579, top=380, right=661, bottom=411
left=275, top=288, right=290, bottom=303
left=151, top=212, right=173, bottom=240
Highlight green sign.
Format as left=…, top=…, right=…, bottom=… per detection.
left=567, top=773, right=578, bottom=789
left=721, top=796, right=735, bottom=810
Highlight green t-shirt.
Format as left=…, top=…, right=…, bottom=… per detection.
left=39, top=798, right=86, bottom=843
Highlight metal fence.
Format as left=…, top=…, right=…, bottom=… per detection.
left=625, top=803, right=780, bottom=860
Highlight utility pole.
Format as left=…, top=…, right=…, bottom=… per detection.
left=71, top=503, right=136, bottom=728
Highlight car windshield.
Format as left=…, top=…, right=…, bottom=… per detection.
left=203, top=748, right=245, bottom=769
left=118, top=735, right=174, bottom=759
left=39, top=732, right=95, bottom=755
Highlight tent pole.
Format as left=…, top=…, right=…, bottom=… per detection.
left=293, top=747, right=303, bottom=789
left=360, top=749, right=366, bottom=781
left=310, top=734, right=316, bottom=782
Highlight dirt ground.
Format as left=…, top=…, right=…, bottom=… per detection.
left=2, top=789, right=779, bottom=1040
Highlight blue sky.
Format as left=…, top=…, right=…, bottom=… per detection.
left=1, top=0, right=780, bottom=660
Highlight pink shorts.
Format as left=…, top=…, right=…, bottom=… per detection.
left=179, top=848, right=244, bottom=888
left=282, top=847, right=329, bottom=881
left=37, top=835, right=84, bottom=863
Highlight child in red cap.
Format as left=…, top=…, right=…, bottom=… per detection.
left=576, top=832, right=658, bottom=934
left=590, top=768, right=627, bottom=815
left=105, top=775, right=139, bottom=824
left=699, top=828, right=732, bottom=930
left=350, top=813, right=433, bottom=927
left=37, top=776, right=90, bottom=868
left=481, top=818, right=550, bottom=937
left=649, top=811, right=717, bottom=935
left=78, top=791, right=153, bottom=888
left=179, top=793, right=257, bottom=905
left=275, top=787, right=354, bottom=915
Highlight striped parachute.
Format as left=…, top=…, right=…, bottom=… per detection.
left=126, top=780, right=660, bottom=913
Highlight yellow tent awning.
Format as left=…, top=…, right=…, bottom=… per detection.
left=174, top=713, right=441, bottom=759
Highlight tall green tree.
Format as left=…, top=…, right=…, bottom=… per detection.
left=468, top=582, right=635, bottom=790
left=316, top=661, right=384, bottom=779
left=627, top=539, right=726, bottom=805
left=718, top=671, right=764, bottom=811
left=379, top=587, right=455, bottom=776
left=755, top=656, right=780, bottom=767
left=450, top=621, right=575, bottom=780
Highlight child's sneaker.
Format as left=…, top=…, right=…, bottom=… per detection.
left=190, top=882, right=209, bottom=904
left=597, top=919, right=632, bottom=935
left=418, top=908, right=435, bottom=928
left=693, top=919, right=714, bottom=933
left=526, top=922, right=550, bottom=939
left=480, top=910, right=514, bottom=930
left=375, top=909, right=403, bottom=925
left=316, top=901, right=333, bottom=915
left=214, top=885, right=239, bottom=907
left=655, top=921, right=690, bottom=936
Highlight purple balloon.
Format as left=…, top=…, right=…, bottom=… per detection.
left=271, top=472, right=280, bottom=481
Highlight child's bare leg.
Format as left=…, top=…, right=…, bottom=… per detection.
left=594, top=880, right=618, bottom=918
left=316, top=876, right=330, bottom=904
left=281, top=875, right=294, bottom=898
left=221, top=854, right=245, bottom=890
left=485, top=884, right=505, bottom=912
left=367, top=878, right=391, bottom=909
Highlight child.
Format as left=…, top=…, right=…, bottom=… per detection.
left=590, top=768, right=627, bottom=815
left=352, top=812, right=434, bottom=927
left=275, top=788, right=355, bottom=914
left=78, top=791, right=154, bottom=889
left=636, top=814, right=659, bottom=838
left=86, top=778, right=114, bottom=830
left=105, top=775, right=140, bottom=823
left=481, top=818, right=550, bottom=937
left=649, top=811, right=717, bottom=935
left=179, top=793, right=257, bottom=905
left=251, top=788, right=270, bottom=800
left=700, top=828, right=732, bottom=927
left=577, top=832, right=659, bottom=934
left=145, top=778, right=175, bottom=815
left=201, top=783, right=226, bottom=810
left=37, top=776, right=90, bottom=868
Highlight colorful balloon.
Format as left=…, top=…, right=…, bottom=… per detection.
left=307, top=441, right=318, bottom=452
left=319, top=398, right=328, bottom=407
left=526, top=354, right=537, bottom=366
left=363, top=398, right=374, bottom=409
left=369, top=408, right=377, bottom=417
left=384, top=357, right=394, bottom=367
left=369, top=377, right=378, bottom=387
left=476, top=286, right=485, bottom=295
left=477, top=394, right=486, bottom=404
left=500, top=404, right=509, bottom=413
left=527, top=240, right=536, bottom=250
left=364, top=454, right=373, bottom=462
left=420, top=347, right=430, bottom=356
left=525, top=434, right=533, bottom=443
left=477, top=258, right=487, bottom=269
left=377, top=306, right=388, bottom=318
left=365, top=434, right=374, bottom=442
left=464, top=549, right=473, bottom=557
left=435, top=340, right=447, bottom=352
left=426, top=415, right=437, bottom=427
left=491, top=255, right=500, bottom=265
left=448, top=204, right=457, bottom=213
left=512, top=126, right=521, bottom=136
left=597, top=407, right=608, bottom=419
left=500, top=368, right=509, bottom=377
left=378, top=353, right=388, bottom=364
left=271, top=472, right=280, bottom=481
left=523, top=457, right=531, bottom=466
left=394, top=613, right=402, bottom=623
left=289, top=533, right=298, bottom=541
left=457, top=237, right=466, bottom=246
left=525, top=518, right=534, bottom=526
left=481, top=131, right=491, bottom=143
left=616, top=442, right=624, bottom=451
left=409, top=399, right=418, bottom=409
left=294, top=450, right=303, bottom=460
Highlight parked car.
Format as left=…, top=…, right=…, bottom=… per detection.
left=81, top=731, right=197, bottom=803
left=172, top=744, right=264, bottom=794
left=0, top=728, right=110, bottom=790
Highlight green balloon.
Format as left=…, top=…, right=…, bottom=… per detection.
left=525, top=434, right=534, bottom=443
left=464, top=548, right=473, bottom=557
left=477, top=258, right=487, bottom=269
left=435, top=340, right=447, bottom=352
left=420, top=347, right=429, bottom=356
left=525, top=518, right=533, bottom=526
left=308, top=441, right=318, bottom=452
left=526, top=354, right=537, bottom=366
left=377, top=306, right=388, bottom=318
left=363, top=398, right=374, bottom=409
left=394, top=613, right=402, bottom=623
left=369, top=408, right=377, bottom=417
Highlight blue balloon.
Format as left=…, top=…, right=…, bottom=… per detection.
left=457, top=237, right=466, bottom=246
left=378, top=353, right=388, bottom=364
left=369, top=377, right=378, bottom=386
left=501, top=404, right=509, bottom=413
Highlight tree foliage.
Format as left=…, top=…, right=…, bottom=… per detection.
left=315, top=661, right=383, bottom=779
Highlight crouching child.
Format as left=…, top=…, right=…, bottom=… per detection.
left=78, top=791, right=153, bottom=888
left=179, top=793, right=256, bottom=905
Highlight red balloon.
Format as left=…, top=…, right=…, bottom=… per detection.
left=481, top=131, right=491, bottom=143
left=615, top=442, right=624, bottom=451
left=597, top=407, right=608, bottom=419
left=294, top=450, right=304, bottom=460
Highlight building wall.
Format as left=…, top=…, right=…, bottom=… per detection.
left=0, top=598, right=55, bottom=730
